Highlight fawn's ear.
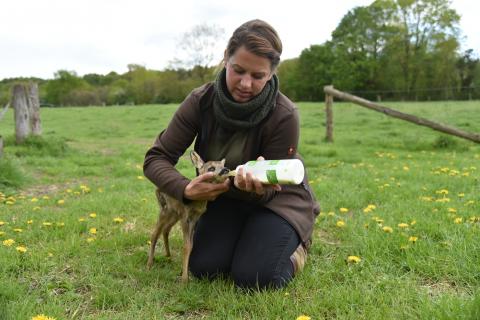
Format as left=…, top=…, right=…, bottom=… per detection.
left=190, top=150, right=204, bottom=169
left=221, top=158, right=226, bottom=166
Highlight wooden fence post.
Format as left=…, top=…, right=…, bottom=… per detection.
left=325, top=85, right=334, bottom=142
left=12, top=84, right=31, bottom=144
left=0, top=103, right=9, bottom=158
left=27, top=82, right=42, bottom=136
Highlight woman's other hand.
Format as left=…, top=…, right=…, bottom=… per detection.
left=184, top=172, right=230, bottom=201
left=234, top=156, right=282, bottom=195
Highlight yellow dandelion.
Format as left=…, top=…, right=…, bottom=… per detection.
left=436, top=189, right=449, bottom=195
left=397, top=223, right=409, bottom=229
left=6, top=201, right=15, bottom=205
left=403, top=166, right=409, bottom=171
left=66, top=189, right=73, bottom=193
left=16, top=246, right=27, bottom=253
left=408, top=236, right=418, bottom=243
left=42, top=222, right=52, bottom=227
left=56, top=222, right=65, bottom=227
left=296, top=316, right=311, bottom=320
left=137, top=176, right=145, bottom=180
left=347, top=255, right=361, bottom=263
left=57, top=199, right=65, bottom=205
left=113, top=217, right=124, bottom=223
left=382, top=226, right=393, bottom=233
left=48, top=253, right=54, bottom=257
left=454, top=217, right=463, bottom=224
left=78, top=218, right=86, bottom=222
left=0, top=221, right=5, bottom=226
left=421, top=196, right=433, bottom=202
left=339, top=207, right=349, bottom=213
left=89, top=213, right=97, bottom=218
left=33, top=206, right=41, bottom=211
left=42, top=195, right=50, bottom=200
left=31, top=314, right=56, bottom=320
left=13, top=228, right=23, bottom=233
left=458, top=193, right=465, bottom=197
left=27, top=220, right=33, bottom=224
left=0, top=232, right=5, bottom=236
left=86, top=237, right=95, bottom=243
left=89, top=228, right=97, bottom=235
left=448, top=208, right=457, bottom=213
left=400, top=245, right=409, bottom=250
left=327, top=211, right=335, bottom=217
left=3, top=239, right=15, bottom=246
left=31, top=197, right=39, bottom=202
left=336, top=220, right=345, bottom=228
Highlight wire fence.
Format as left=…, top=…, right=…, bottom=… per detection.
left=344, top=86, right=480, bottom=102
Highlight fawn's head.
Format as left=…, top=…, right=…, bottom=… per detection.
left=190, top=151, right=230, bottom=183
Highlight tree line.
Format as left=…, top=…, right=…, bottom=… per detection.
left=0, top=0, right=478, bottom=107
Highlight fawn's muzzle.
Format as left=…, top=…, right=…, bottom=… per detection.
left=219, top=168, right=230, bottom=176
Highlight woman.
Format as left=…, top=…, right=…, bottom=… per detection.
left=144, top=19, right=319, bottom=289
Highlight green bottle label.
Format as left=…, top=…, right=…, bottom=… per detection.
left=266, top=170, right=278, bottom=184
left=268, top=160, right=280, bottom=165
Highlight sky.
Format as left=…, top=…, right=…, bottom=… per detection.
left=1, top=0, right=478, bottom=80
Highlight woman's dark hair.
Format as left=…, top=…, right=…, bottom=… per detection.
left=225, top=19, right=283, bottom=70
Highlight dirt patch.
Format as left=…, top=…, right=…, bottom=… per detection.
left=19, top=178, right=93, bottom=197
left=419, top=279, right=471, bottom=298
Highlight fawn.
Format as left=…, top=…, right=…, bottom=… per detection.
left=147, top=150, right=230, bottom=282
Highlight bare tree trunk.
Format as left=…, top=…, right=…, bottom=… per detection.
left=12, top=84, right=31, bottom=144
left=27, top=82, right=42, bottom=135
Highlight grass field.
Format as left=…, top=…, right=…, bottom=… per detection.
left=0, top=100, right=479, bottom=319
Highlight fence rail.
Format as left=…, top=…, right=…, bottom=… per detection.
left=323, top=85, right=480, bottom=144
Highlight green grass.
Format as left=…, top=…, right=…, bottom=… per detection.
left=0, top=101, right=480, bottom=319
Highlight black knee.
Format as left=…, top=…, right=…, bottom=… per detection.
left=231, top=263, right=294, bottom=290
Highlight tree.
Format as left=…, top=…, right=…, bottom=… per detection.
left=383, top=0, right=460, bottom=95
left=169, top=23, right=225, bottom=81
left=45, top=70, right=88, bottom=106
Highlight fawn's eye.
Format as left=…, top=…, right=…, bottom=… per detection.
left=207, top=167, right=215, bottom=172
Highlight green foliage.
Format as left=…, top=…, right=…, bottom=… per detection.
left=0, top=1, right=478, bottom=106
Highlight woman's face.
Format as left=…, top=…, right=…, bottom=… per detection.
left=225, top=46, right=273, bottom=103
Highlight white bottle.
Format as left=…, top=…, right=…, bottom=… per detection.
left=231, top=159, right=305, bottom=185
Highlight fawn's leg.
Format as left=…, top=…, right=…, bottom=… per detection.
left=162, top=219, right=177, bottom=257
left=148, top=213, right=172, bottom=269
left=181, top=220, right=196, bottom=283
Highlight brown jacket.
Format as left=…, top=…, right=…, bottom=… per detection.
left=143, top=83, right=320, bottom=246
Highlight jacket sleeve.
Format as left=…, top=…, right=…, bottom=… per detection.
left=143, top=91, right=201, bottom=202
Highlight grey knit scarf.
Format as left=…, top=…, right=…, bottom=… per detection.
left=213, top=68, right=279, bottom=130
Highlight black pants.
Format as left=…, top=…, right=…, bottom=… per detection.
left=189, top=196, right=301, bottom=289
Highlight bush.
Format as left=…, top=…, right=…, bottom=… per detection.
left=0, top=156, right=26, bottom=189
left=5, top=135, right=71, bottom=157
left=432, top=135, right=458, bottom=149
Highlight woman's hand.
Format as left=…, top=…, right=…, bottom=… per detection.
left=184, top=172, right=230, bottom=201
left=234, top=156, right=282, bottom=195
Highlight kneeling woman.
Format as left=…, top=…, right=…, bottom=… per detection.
left=144, top=19, right=320, bottom=289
